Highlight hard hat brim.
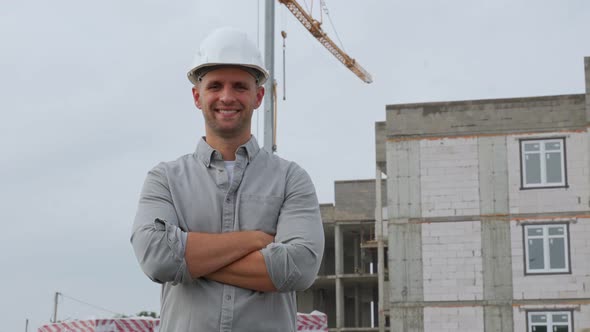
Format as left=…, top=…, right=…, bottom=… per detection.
left=187, top=63, right=269, bottom=86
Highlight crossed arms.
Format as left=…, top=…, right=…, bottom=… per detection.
left=184, top=230, right=277, bottom=292
left=131, top=163, right=324, bottom=293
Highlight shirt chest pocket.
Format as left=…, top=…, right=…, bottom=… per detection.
left=238, top=194, right=283, bottom=234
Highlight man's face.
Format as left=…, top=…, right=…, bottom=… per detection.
left=192, top=67, right=264, bottom=141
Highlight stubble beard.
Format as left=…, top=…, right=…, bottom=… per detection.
left=204, top=111, right=252, bottom=140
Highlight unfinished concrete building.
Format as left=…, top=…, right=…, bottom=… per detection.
left=297, top=179, right=389, bottom=331
left=376, top=57, right=590, bottom=331
left=299, top=57, right=590, bottom=332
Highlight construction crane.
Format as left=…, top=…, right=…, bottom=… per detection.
left=278, top=0, right=373, bottom=83
left=262, top=0, right=371, bottom=153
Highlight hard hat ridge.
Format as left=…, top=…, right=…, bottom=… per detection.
left=187, top=27, right=269, bottom=86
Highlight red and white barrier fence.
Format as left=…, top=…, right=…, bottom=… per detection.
left=38, top=318, right=160, bottom=332
left=38, top=311, right=327, bottom=332
left=296, top=311, right=328, bottom=331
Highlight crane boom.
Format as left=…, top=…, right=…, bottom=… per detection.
left=278, top=0, right=373, bottom=83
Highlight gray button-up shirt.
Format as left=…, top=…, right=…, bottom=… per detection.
left=131, top=136, right=324, bottom=332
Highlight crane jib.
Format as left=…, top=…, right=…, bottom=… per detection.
left=278, top=0, right=373, bottom=84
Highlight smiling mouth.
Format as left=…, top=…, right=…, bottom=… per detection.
left=217, top=110, right=239, bottom=114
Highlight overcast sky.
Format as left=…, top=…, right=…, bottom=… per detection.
left=1, top=0, right=589, bottom=330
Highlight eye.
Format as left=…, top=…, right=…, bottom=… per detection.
left=234, top=83, right=250, bottom=91
left=207, top=83, right=221, bottom=90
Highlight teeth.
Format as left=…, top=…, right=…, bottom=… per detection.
left=219, top=110, right=238, bottom=114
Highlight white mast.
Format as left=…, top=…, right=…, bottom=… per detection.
left=263, top=0, right=276, bottom=153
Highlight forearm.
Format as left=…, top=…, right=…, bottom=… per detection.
left=185, top=230, right=271, bottom=278
left=205, top=251, right=277, bottom=292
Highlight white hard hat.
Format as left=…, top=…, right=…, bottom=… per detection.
left=187, top=27, right=269, bottom=86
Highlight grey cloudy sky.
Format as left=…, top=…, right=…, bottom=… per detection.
left=1, top=0, right=589, bottom=330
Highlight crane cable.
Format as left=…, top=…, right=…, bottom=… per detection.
left=302, top=0, right=311, bottom=16
left=321, top=0, right=346, bottom=52
left=273, top=80, right=278, bottom=150
left=302, top=0, right=346, bottom=52
left=281, top=30, right=287, bottom=101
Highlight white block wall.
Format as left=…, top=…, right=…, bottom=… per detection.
left=508, top=132, right=590, bottom=214
left=420, top=138, right=480, bottom=217
left=416, top=131, right=590, bottom=218
left=423, top=307, right=483, bottom=331
left=422, top=221, right=483, bottom=301
left=511, top=218, right=590, bottom=299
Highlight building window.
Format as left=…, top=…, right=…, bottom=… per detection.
left=528, top=311, right=572, bottom=332
left=520, top=138, right=567, bottom=189
left=524, top=224, right=570, bottom=274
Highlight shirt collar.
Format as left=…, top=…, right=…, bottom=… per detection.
left=195, top=136, right=261, bottom=167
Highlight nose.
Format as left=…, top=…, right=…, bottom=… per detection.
left=219, top=86, right=237, bottom=104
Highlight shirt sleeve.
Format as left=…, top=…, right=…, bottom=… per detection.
left=130, top=163, right=191, bottom=285
left=260, top=164, right=325, bottom=292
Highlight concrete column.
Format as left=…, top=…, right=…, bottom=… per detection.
left=354, top=285, right=361, bottom=327
left=478, top=136, right=514, bottom=332
left=313, top=289, right=326, bottom=314
left=335, top=223, right=344, bottom=329
left=353, top=236, right=360, bottom=273
left=585, top=57, right=590, bottom=123
left=296, top=290, right=314, bottom=313
left=386, top=140, right=424, bottom=332
left=376, top=167, right=386, bottom=332
left=361, top=233, right=368, bottom=272
left=389, top=223, right=424, bottom=332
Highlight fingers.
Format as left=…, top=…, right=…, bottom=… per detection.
left=256, top=231, right=274, bottom=247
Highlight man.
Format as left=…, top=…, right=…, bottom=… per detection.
left=131, top=27, right=325, bottom=332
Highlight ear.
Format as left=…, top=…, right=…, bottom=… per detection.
left=192, top=86, right=202, bottom=109
left=254, top=86, right=265, bottom=109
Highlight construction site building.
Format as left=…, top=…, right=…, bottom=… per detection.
left=297, top=179, right=388, bottom=331
left=299, top=56, right=590, bottom=332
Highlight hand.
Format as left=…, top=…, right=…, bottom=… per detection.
left=250, top=231, right=274, bottom=249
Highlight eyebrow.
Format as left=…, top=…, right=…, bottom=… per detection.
left=204, top=80, right=253, bottom=88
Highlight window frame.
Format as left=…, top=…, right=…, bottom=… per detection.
left=526, top=309, right=574, bottom=332
left=519, top=137, right=568, bottom=190
left=522, top=222, right=571, bottom=275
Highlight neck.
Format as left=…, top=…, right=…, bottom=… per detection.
left=205, top=133, right=251, bottom=161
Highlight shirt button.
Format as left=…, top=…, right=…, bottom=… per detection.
left=225, top=197, right=230, bottom=203
left=226, top=295, right=231, bottom=301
